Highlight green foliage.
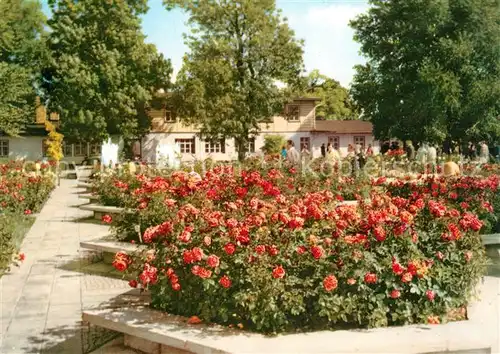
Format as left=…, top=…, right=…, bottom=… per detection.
left=44, top=121, right=64, bottom=161
left=262, top=134, right=286, bottom=155
left=101, top=166, right=493, bottom=333
left=350, top=0, right=500, bottom=144
left=299, top=70, right=358, bottom=120
left=0, top=214, right=34, bottom=276
left=44, top=0, right=172, bottom=143
left=0, top=0, right=46, bottom=135
left=165, top=0, right=304, bottom=160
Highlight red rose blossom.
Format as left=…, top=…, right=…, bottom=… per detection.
left=101, top=214, right=112, bottom=224
left=364, top=273, right=377, bottom=284
left=219, top=275, right=232, bottom=288
left=255, top=245, right=266, bottom=255
left=272, top=265, right=285, bottom=279
left=207, top=255, right=220, bottom=268
left=128, top=280, right=138, bottom=288
left=311, top=246, right=324, bottom=259
left=401, top=272, right=413, bottom=283
left=224, top=243, right=236, bottom=255
left=426, top=290, right=435, bottom=301
left=392, top=262, right=405, bottom=275
left=296, top=246, right=307, bottom=255
left=390, top=289, right=401, bottom=299
left=323, top=274, right=338, bottom=292
left=172, top=282, right=181, bottom=291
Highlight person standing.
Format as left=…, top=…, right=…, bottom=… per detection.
left=479, top=141, right=489, bottom=163
left=405, top=141, right=415, bottom=160
left=321, top=143, right=326, bottom=158
left=286, top=140, right=300, bottom=165
left=301, top=143, right=311, bottom=164
left=366, top=144, right=374, bottom=156
left=281, top=146, right=287, bottom=160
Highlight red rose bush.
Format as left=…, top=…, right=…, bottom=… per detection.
left=103, top=165, right=492, bottom=333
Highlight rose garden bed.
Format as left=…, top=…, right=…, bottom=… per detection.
left=83, top=161, right=500, bottom=336
left=0, top=160, right=56, bottom=274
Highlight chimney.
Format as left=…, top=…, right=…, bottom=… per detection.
left=35, top=97, right=47, bottom=124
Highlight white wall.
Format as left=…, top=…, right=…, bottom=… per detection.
left=1, top=136, right=45, bottom=160
left=311, top=133, right=380, bottom=158
left=142, top=132, right=380, bottom=162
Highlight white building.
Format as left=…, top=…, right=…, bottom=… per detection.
left=0, top=98, right=379, bottom=163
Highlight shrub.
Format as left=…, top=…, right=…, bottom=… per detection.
left=0, top=163, right=55, bottom=214
left=109, top=167, right=490, bottom=334
left=262, top=135, right=286, bottom=155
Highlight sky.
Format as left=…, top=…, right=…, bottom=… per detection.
left=41, top=0, right=369, bottom=87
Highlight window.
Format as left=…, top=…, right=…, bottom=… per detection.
left=247, top=139, right=255, bottom=153
left=74, top=142, right=87, bottom=156
left=0, top=140, right=9, bottom=157
left=286, top=104, right=300, bottom=121
left=300, top=137, right=310, bottom=151
left=354, top=136, right=366, bottom=149
left=328, top=136, right=339, bottom=150
left=42, top=139, right=48, bottom=157
left=235, top=138, right=255, bottom=154
left=164, top=110, right=175, bottom=123
left=175, top=138, right=195, bottom=154
left=89, top=143, right=101, bottom=155
left=63, top=142, right=73, bottom=157
left=205, top=139, right=225, bottom=154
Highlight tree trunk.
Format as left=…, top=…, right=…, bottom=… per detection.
left=236, top=138, right=246, bottom=162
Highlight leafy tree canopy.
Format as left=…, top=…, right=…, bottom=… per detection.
left=44, top=0, right=172, bottom=143
left=350, top=0, right=500, bottom=144
left=0, top=0, right=46, bottom=135
left=165, top=0, right=304, bottom=160
left=298, top=69, right=358, bottom=120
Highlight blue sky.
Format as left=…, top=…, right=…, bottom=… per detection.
left=41, top=0, right=369, bottom=87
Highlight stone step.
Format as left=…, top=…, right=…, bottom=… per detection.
left=482, top=234, right=500, bottom=246
left=79, top=204, right=132, bottom=215
left=77, top=182, right=93, bottom=189
left=88, top=337, right=142, bottom=354
left=79, top=194, right=100, bottom=201
left=80, top=239, right=145, bottom=254
left=82, top=277, right=498, bottom=354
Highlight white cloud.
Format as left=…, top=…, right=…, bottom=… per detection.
left=287, top=4, right=369, bottom=87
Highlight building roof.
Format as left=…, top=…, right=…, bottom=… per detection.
left=313, top=120, right=373, bottom=134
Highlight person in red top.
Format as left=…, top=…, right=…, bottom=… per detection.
left=366, top=144, right=374, bottom=156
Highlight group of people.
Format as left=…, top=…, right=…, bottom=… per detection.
left=280, top=138, right=498, bottom=167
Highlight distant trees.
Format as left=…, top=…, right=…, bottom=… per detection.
left=299, top=70, right=358, bottom=120
left=0, top=0, right=46, bottom=135
left=43, top=0, right=172, bottom=143
left=165, top=0, right=304, bottom=161
left=350, top=0, right=500, bottom=144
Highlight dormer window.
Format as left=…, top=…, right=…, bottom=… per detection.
left=286, top=104, right=300, bottom=121
left=164, top=110, right=175, bottom=123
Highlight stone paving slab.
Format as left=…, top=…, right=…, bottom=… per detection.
left=0, top=180, right=130, bottom=354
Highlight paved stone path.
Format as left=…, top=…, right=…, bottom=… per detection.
left=0, top=180, right=130, bottom=354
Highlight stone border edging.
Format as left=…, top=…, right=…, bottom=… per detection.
left=82, top=277, right=498, bottom=354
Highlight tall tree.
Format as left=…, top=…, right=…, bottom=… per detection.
left=0, top=0, right=46, bottom=135
left=165, top=0, right=304, bottom=160
left=299, top=70, right=358, bottom=120
left=350, top=0, right=500, bottom=144
left=44, top=0, right=172, bottom=143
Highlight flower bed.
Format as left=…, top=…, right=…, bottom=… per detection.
left=0, top=161, right=56, bottom=214
left=99, top=164, right=497, bottom=334
left=0, top=161, right=56, bottom=274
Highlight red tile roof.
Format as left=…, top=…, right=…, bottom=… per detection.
left=313, top=120, right=373, bottom=134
